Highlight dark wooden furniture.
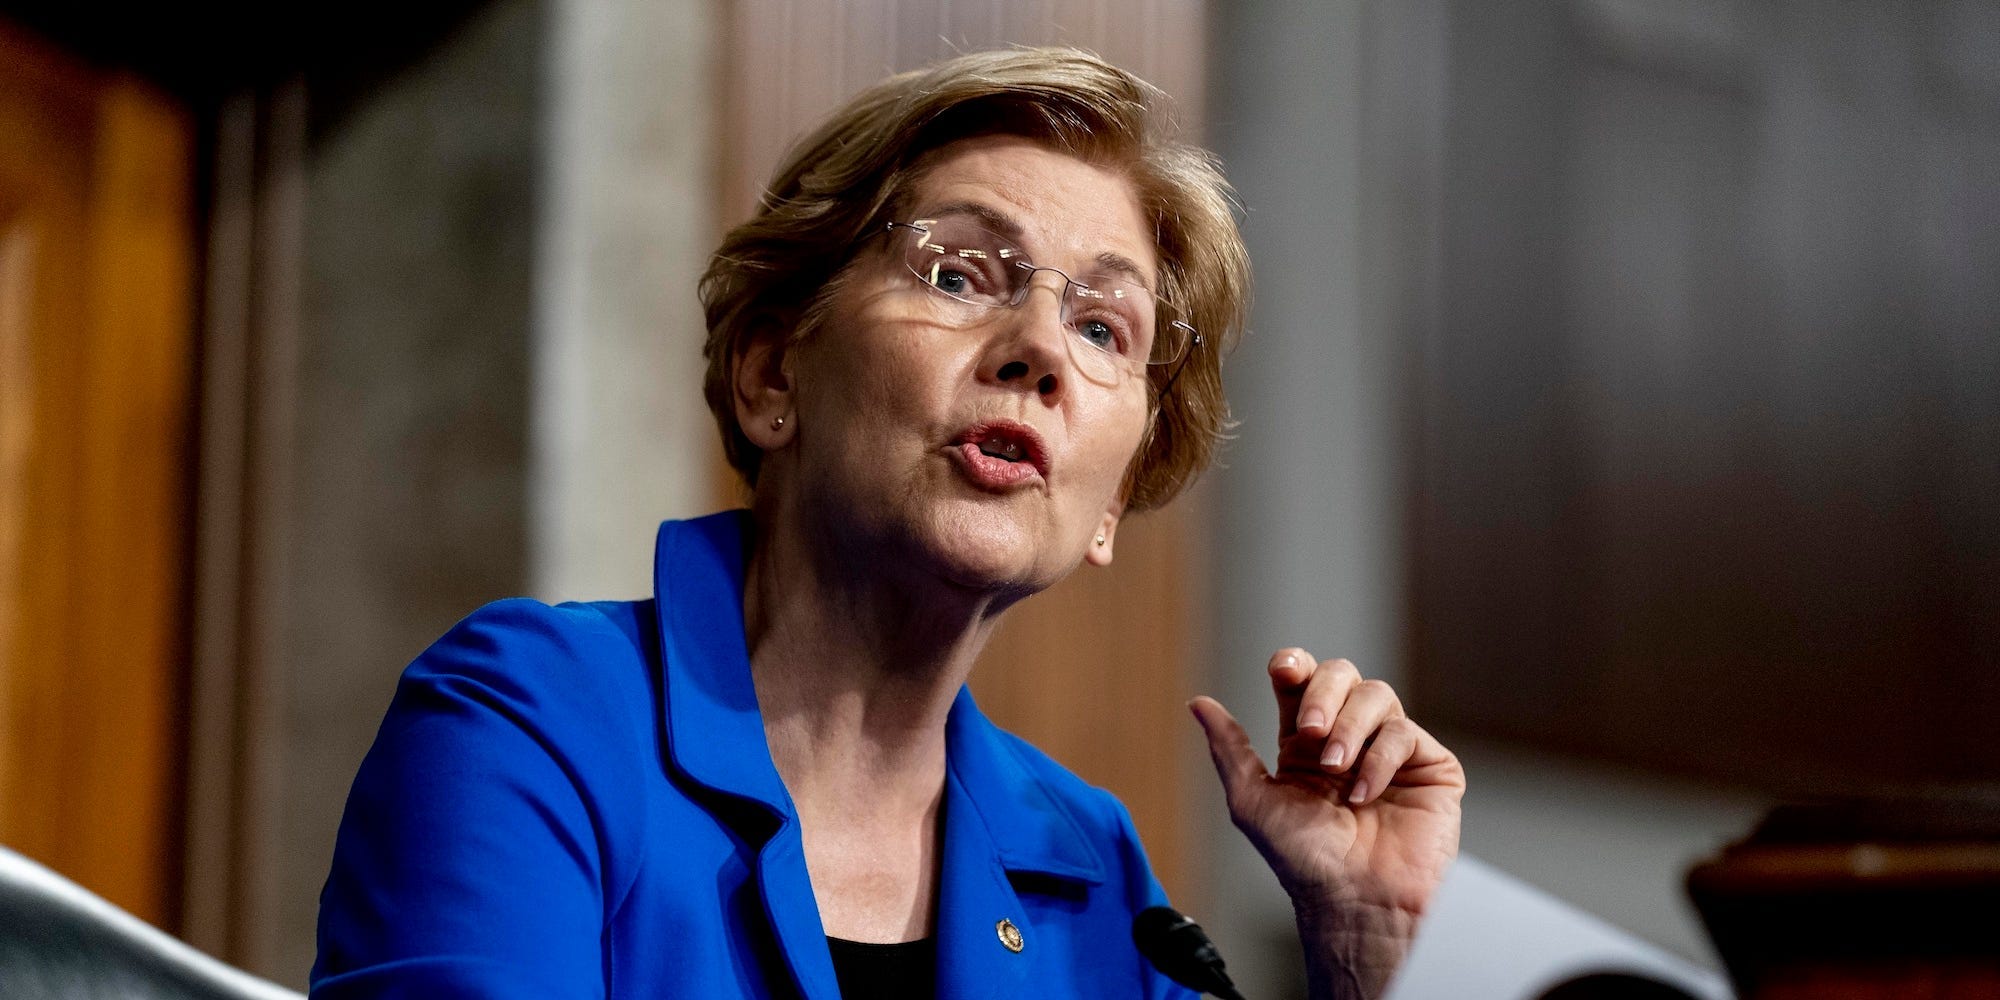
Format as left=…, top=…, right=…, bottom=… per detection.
left=1689, top=796, right=2000, bottom=1000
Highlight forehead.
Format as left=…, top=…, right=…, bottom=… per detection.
left=904, top=136, right=1157, bottom=283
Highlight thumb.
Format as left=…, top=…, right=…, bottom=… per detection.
left=1188, top=696, right=1269, bottom=802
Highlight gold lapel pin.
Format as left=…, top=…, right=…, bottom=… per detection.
left=995, top=917, right=1024, bottom=953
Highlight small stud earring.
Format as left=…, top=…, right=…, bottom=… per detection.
left=1094, top=533, right=1107, bottom=547
left=771, top=416, right=785, bottom=430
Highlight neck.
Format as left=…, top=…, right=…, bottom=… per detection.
left=742, top=494, right=1014, bottom=809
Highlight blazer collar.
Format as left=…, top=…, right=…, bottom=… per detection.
left=943, top=692, right=1108, bottom=885
left=652, top=512, right=1111, bottom=886
left=653, top=512, right=838, bottom=1000
left=651, top=512, right=1110, bottom=886
left=652, top=511, right=1114, bottom=998
left=652, top=510, right=794, bottom=822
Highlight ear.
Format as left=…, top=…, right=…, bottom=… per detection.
left=1084, top=508, right=1122, bottom=568
left=732, top=314, right=798, bottom=452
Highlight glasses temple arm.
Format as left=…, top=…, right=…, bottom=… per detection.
left=1156, top=332, right=1202, bottom=403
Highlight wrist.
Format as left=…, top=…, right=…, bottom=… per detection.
left=1291, top=895, right=1418, bottom=1000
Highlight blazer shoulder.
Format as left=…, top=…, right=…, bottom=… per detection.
left=397, top=597, right=658, bottom=747
left=413, top=595, right=646, bottom=671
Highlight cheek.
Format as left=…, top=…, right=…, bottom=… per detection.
left=853, top=338, right=961, bottom=428
left=799, top=318, right=966, bottom=437
left=1078, top=395, right=1153, bottom=496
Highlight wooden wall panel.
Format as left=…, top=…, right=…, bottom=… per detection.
left=720, top=0, right=1212, bottom=900
left=0, top=20, right=96, bottom=884
left=0, top=21, right=194, bottom=928
left=72, top=75, right=196, bottom=931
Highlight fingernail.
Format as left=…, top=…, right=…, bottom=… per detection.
left=1300, top=709, right=1326, bottom=732
left=1348, top=780, right=1369, bottom=804
left=1321, top=742, right=1346, bottom=768
left=1281, top=653, right=1298, bottom=668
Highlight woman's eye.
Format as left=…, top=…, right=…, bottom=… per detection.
left=1075, top=318, right=1123, bottom=354
left=924, top=262, right=977, bottom=296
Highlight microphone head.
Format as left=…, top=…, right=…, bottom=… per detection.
left=1132, top=906, right=1241, bottom=999
left=1133, top=905, right=1195, bottom=943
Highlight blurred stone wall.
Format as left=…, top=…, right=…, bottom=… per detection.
left=280, top=0, right=543, bottom=980
left=269, top=0, right=717, bottom=981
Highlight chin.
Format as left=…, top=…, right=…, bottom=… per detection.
left=919, top=500, right=1068, bottom=595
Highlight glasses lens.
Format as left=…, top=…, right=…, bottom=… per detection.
left=897, top=218, right=1196, bottom=374
left=1063, top=277, right=1192, bottom=369
left=902, top=219, right=1023, bottom=309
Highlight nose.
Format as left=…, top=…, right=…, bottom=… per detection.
left=983, top=277, right=1070, bottom=402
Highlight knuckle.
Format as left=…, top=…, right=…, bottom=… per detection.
left=1364, top=681, right=1405, bottom=709
left=1306, top=665, right=1356, bottom=699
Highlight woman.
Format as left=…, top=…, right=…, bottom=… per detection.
left=313, top=48, right=1463, bottom=1000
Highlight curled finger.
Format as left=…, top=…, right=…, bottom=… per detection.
left=1265, top=647, right=1317, bottom=740
left=1321, top=677, right=1402, bottom=772
left=1293, top=657, right=1361, bottom=739
left=1347, top=716, right=1420, bottom=806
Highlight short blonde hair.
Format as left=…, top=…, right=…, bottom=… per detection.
left=700, top=47, right=1249, bottom=511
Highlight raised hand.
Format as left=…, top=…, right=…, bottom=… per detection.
left=1190, top=649, right=1464, bottom=999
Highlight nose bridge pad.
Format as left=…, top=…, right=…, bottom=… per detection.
left=1015, top=270, right=1077, bottom=366
left=1000, top=268, right=1080, bottom=374
left=1017, top=271, right=1070, bottom=320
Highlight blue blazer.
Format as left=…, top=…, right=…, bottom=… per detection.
left=313, top=511, right=1196, bottom=998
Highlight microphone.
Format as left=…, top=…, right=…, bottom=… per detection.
left=1133, top=906, right=1247, bottom=1000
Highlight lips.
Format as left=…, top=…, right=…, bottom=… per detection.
left=950, top=420, right=1050, bottom=489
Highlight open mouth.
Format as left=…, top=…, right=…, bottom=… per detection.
left=978, top=439, right=1026, bottom=462
left=951, top=420, right=1050, bottom=482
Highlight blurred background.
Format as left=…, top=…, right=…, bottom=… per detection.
left=0, top=0, right=1994, bottom=995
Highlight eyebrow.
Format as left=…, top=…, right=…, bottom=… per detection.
left=1090, top=250, right=1153, bottom=290
left=918, top=201, right=1158, bottom=291
left=922, top=201, right=1024, bottom=239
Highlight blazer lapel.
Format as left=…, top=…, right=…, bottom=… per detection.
left=652, top=512, right=840, bottom=1000
left=935, top=691, right=1109, bottom=1000
left=935, top=760, right=1036, bottom=1000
